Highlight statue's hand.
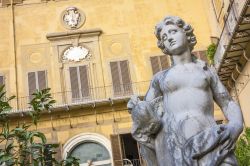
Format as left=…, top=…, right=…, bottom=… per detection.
left=219, top=123, right=243, bottom=152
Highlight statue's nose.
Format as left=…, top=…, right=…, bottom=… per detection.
left=168, top=37, right=174, bottom=43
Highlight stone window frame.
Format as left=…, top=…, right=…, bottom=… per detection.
left=63, top=133, right=113, bottom=166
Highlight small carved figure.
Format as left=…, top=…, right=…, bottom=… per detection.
left=127, top=96, right=163, bottom=166
left=63, top=7, right=80, bottom=28
left=127, top=96, right=163, bottom=149
left=128, top=16, right=243, bottom=166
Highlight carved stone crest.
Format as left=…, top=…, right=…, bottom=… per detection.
left=61, top=7, right=85, bottom=29
left=63, top=46, right=91, bottom=62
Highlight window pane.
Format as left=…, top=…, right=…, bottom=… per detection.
left=69, top=142, right=110, bottom=164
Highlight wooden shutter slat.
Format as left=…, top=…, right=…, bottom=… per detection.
left=150, top=56, right=160, bottom=75
left=120, top=60, right=132, bottom=94
left=110, top=134, right=123, bottom=166
left=69, top=67, right=80, bottom=100
left=159, top=55, right=169, bottom=70
left=38, top=71, right=47, bottom=90
left=0, top=76, right=4, bottom=86
left=110, top=62, right=122, bottom=95
left=79, top=65, right=90, bottom=98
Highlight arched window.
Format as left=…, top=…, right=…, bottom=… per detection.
left=63, top=133, right=113, bottom=166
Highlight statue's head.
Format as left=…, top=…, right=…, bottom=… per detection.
left=155, top=16, right=197, bottom=55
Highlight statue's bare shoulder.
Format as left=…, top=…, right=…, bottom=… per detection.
left=145, top=68, right=170, bottom=101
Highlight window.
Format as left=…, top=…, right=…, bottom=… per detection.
left=150, top=55, right=169, bottom=75
left=110, top=60, right=132, bottom=96
left=69, top=142, right=111, bottom=166
left=63, top=133, right=112, bottom=166
left=28, top=70, right=47, bottom=100
left=69, top=65, right=90, bottom=101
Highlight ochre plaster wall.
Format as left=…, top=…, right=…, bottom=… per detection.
left=0, top=0, right=229, bottom=157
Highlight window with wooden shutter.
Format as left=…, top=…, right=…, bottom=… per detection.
left=69, top=65, right=90, bottom=102
left=150, top=55, right=169, bottom=75
left=28, top=70, right=47, bottom=100
left=110, top=60, right=132, bottom=96
left=110, top=134, right=123, bottom=166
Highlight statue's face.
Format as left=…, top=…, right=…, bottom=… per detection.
left=160, top=24, right=189, bottom=55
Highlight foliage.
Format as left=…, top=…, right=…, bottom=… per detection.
left=235, top=127, right=250, bottom=166
left=29, top=88, right=56, bottom=126
left=0, top=85, right=79, bottom=166
left=206, top=43, right=217, bottom=65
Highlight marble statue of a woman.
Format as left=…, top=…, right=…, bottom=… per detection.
left=128, top=16, right=243, bottom=166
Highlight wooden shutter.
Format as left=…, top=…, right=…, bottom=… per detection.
left=28, top=72, right=36, bottom=96
left=199, top=51, right=208, bottom=62
left=38, top=71, right=47, bottom=90
left=193, top=51, right=208, bottom=62
left=150, top=56, right=160, bottom=75
left=28, top=72, right=36, bottom=101
left=110, top=62, right=122, bottom=95
left=110, top=134, right=123, bottom=166
left=2, top=0, right=10, bottom=5
left=120, top=60, right=132, bottom=94
left=54, top=143, right=62, bottom=161
left=0, top=76, right=4, bottom=86
left=79, top=65, right=90, bottom=98
left=69, top=67, right=80, bottom=99
left=159, top=55, right=169, bottom=70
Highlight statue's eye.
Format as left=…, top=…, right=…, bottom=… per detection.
left=170, top=29, right=177, bottom=34
left=162, top=34, right=168, bottom=41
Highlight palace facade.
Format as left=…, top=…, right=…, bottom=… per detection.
left=0, top=0, right=249, bottom=165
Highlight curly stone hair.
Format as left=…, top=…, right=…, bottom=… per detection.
left=155, top=16, right=197, bottom=55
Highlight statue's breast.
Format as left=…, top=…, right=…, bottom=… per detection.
left=162, top=64, right=210, bottom=93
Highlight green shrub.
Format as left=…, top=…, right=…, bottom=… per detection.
left=206, top=43, right=217, bottom=65
left=0, top=85, right=79, bottom=166
left=235, top=127, right=250, bottom=166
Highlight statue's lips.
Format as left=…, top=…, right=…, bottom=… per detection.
left=170, top=41, right=176, bottom=47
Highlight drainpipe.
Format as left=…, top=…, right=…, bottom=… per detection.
left=11, top=0, right=19, bottom=109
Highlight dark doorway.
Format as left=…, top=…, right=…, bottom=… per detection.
left=120, top=133, right=142, bottom=166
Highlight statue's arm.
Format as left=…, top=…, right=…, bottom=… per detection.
left=144, top=72, right=163, bottom=101
left=209, top=67, right=243, bottom=148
